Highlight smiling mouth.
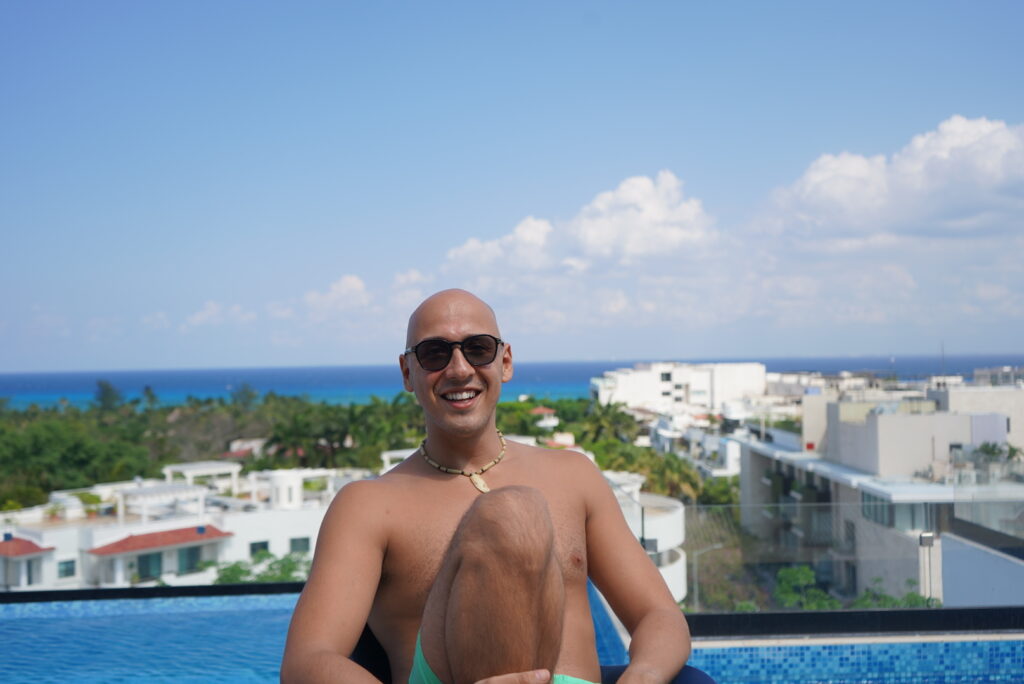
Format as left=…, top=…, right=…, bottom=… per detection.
left=442, top=390, right=480, bottom=402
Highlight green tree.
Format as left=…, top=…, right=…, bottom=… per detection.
left=95, top=380, right=123, bottom=413
left=774, top=565, right=840, bottom=610
left=579, top=401, right=639, bottom=445
left=214, top=560, right=255, bottom=584
left=230, top=383, right=260, bottom=414
left=142, top=385, right=160, bottom=411
left=851, top=577, right=941, bottom=609
left=698, top=476, right=739, bottom=506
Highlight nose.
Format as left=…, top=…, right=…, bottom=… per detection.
left=444, top=343, right=474, bottom=375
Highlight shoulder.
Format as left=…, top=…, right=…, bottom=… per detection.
left=320, top=478, right=391, bottom=535
left=513, top=443, right=610, bottom=492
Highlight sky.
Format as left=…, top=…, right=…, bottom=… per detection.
left=2, top=1, right=1023, bottom=372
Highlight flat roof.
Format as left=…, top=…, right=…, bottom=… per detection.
left=163, top=461, right=242, bottom=474
left=732, top=434, right=1024, bottom=503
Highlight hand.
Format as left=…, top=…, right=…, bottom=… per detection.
left=475, top=669, right=551, bottom=684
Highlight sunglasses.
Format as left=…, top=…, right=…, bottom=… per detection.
left=404, top=334, right=504, bottom=372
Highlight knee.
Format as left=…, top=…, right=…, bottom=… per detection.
left=458, top=486, right=555, bottom=572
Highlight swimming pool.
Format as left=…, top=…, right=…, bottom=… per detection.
left=0, top=589, right=628, bottom=683
left=2, top=593, right=1020, bottom=682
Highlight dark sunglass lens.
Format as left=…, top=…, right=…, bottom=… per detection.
left=462, top=335, right=498, bottom=365
left=417, top=340, right=453, bottom=370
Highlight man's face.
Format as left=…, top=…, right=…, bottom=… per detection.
left=400, top=292, right=513, bottom=438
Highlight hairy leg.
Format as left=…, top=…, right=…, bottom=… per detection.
left=420, top=486, right=566, bottom=684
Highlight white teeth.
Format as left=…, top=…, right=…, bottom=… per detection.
left=444, top=391, right=477, bottom=401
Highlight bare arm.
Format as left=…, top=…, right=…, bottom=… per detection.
left=582, top=460, right=691, bottom=684
left=281, top=480, right=387, bottom=683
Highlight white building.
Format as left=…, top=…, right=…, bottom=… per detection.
left=591, top=361, right=766, bottom=419
left=736, top=394, right=1024, bottom=606
left=3, top=448, right=686, bottom=599
left=1, top=467, right=372, bottom=592
left=927, top=385, right=1024, bottom=449
left=974, top=365, right=1024, bottom=387
left=605, top=471, right=687, bottom=603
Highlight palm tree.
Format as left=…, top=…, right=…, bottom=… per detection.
left=579, top=401, right=639, bottom=445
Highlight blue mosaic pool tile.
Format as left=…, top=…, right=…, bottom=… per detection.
left=688, top=639, right=1024, bottom=683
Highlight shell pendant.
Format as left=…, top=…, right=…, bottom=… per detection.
left=469, top=473, right=490, bottom=493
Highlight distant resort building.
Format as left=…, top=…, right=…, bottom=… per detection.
left=1, top=462, right=371, bottom=592
left=973, top=365, right=1024, bottom=387
left=1, top=445, right=688, bottom=603
left=733, top=386, right=1024, bottom=608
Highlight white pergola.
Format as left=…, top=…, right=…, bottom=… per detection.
left=162, top=461, right=242, bottom=495
left=116, top=483, right=209, bottom=525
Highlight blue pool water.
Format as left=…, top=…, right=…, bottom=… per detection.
left=2, top=594, right=1021, bottom=682
left=0, top=590, right=626, bottom=683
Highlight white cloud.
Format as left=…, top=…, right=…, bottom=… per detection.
left=85, top=317, right=122, bottom=343
left=442, top=171, right=713, bottom=291
left=266, top=302, right=295, bottom=320
left=569, top=170, right=714, bottom=260
left=768, top=115, right=1024, bottom=246
left=974, top=283, right=1009, bottom=301
left=142, top=311, right=171, bottom=330
left=304, top=275, right=372, bottom=321
left=183, top=301, right=222, bottom=330
left=446, top=216, right=555, bottom=271
left=393, top=269, right=430, bottom=288
left=180, top=301, right=257, bottom=332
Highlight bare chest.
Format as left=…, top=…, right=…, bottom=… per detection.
left=375, top=482, right=588, bottom=617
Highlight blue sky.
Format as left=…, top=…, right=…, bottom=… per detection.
left=2, top=1, right=1023, bottom=372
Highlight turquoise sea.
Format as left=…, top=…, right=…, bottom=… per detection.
left=1, top=355, right=1022, bottom=410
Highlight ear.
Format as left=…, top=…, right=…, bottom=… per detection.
left=501, top=343, right=513, bottom=383
left=399, top=354, right=414, bottom=392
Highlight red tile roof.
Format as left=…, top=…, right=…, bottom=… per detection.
left=0, top=536, right=55, bottom=558
left=89, top=525, right=232, bottom=556
left=218, top=448, right=253, bottom=460
left=529, top=406, right=557, bottom=415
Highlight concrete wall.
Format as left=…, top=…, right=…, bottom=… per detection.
left=220, top=506, right=326, bottom=562
left=706, top=363, right=766, bottom=412
left=942, top=533, right=1024, bottom=607
left=739, top=447, right=774, bottom=538
left=929, top=386, right=1024, bottom=449
left=801, top=393, right=829, bottom=453
left=827, top=403, right=880, bottom=474
left=875, top=413, right=973, bottom=479
left=833, top=483, right=936, bottom=600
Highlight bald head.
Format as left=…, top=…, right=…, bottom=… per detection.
left=405, top=289, right=500, bottom=348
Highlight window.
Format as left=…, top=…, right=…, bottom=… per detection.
left=861, top=493, right=893, bottom=527
left=26, top=558, right=40, bottom=585
left=661, top=390, right=670, bottom=396
left=58, top=559, right=76, bottom=578
left=250, top=541, right=269, bottom=558
left=894, top=503, right=935, bottom=532
left=290, top=537, right=310, bottom=554
left=137, top=552, right=163, bottom=580
left=178, top=546, right=201, bottom=574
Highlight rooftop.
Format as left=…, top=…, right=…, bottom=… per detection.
left=89, top=525, right=232, bottom=556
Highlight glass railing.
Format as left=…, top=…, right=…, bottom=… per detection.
left=681, top=499, right=1024, bottom=613
left=6, top=485, right=1023, bottom=620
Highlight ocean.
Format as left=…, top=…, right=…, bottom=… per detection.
left=1, top=355, right=1022, bottom=410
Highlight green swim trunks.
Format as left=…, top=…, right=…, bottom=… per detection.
left=410, top=633, right=597, bottom=684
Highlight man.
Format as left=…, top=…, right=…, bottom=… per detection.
left=282, top=289, right=691, bottom=684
